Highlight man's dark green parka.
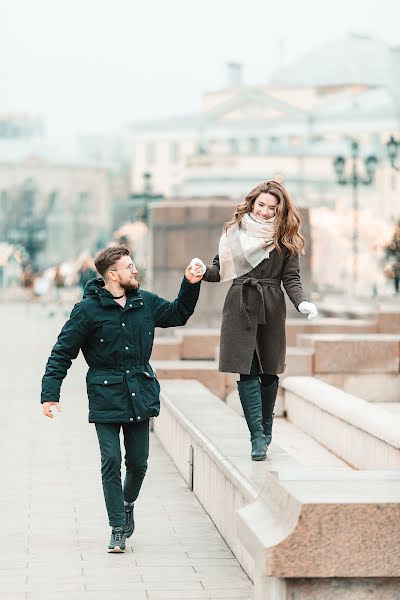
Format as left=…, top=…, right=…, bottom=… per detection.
left=41, top=277, right=200, bottom=423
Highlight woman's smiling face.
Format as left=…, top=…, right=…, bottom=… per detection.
left=252, top=192, right=279, bottom=220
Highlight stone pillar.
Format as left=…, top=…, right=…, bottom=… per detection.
left=149, top=198, right=234, bottom=327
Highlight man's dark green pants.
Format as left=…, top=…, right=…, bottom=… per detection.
left=95, top=420, right=149, bottom=527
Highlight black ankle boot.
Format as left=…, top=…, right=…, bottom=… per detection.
left=260, top=377, right=278, bottom=448
left=237, top=378, right=267, bottom=461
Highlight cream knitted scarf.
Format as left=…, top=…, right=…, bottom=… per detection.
left=218, top=213, right=276, bottom=282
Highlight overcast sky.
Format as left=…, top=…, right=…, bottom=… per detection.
left=1, top=0, right=399, bottom=146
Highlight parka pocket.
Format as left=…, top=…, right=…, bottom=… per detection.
left=87, top=374, right=126, bottom=413
left=137, top=370, right=160, bottom=416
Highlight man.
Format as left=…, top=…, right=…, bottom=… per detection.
left=41, top=245, right=203, bottom=553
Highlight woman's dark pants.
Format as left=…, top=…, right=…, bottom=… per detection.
left=95, top=420, right=149, bottom=527
left=240, top=353, right=277, bottom=387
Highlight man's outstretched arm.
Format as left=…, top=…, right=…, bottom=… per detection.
left=41, top=303, right=91, bottom=417
left=152, top=265, right=202, bottom=328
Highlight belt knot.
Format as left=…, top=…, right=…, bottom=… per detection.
left=232, top=277, right=281, bottom=329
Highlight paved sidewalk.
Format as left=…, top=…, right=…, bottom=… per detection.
left=0, top=304, right=253, bottom=599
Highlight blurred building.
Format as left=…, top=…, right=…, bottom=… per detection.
left=130, top=34, right=400, bottom=221
left=0, top=115, right=135, bottom=269
left=130, top=34, right=400, bottom=296
left=0, top=156, right=112, bottom=268
left=0, top=113, right=45, bottom=144
left=0, top=116, right=113, bottom=268
left=77, top=132, right=134, bottom=233
left=77, top=131, right=131, bottom=172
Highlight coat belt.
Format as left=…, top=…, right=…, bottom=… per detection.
left=232, top=277, right=281, bottom=329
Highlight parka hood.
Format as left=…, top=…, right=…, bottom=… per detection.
left=82, top=277, right=141, bottom=302
left=83, top=277, right=106, bottom=298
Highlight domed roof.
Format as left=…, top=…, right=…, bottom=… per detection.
left=270, top=34, right=396, bottom=89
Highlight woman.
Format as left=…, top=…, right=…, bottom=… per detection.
left=190, top=180, right=318, bottom=461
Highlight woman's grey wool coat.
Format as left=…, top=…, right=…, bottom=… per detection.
left=203, top=245, right=308, bottom=375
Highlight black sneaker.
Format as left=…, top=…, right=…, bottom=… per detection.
left=108, top=526, right=127, bottom=553
left=124, top=501, right=135, bottom=538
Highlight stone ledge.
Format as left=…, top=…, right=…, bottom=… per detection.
left=153, top=320, right=381, bottom=363
left=152, top=337, right=182, bottom=360
left=317, top=303, right=400, bottom=335
left=285, top=317, right=377, bottom=346
left=377, top=306, right=400, bottom=333
left=153, top=347, right=314, bottom=404
left=154, top=379, right=400, bottom=591
left=238, top=471, right=400, bottom=580
left=180, top=328, right=220, bottom=360
left=282, top=376, right=400, bottom=468
left=285, top=347, right=314, bottom=375
left=298, top=333, right=400, bottom=373
left=156, top=379, right=299, bottom=490
left=316, top=373, right=400, bottom=403
left=317, top=302, right=377, bottom=320
left=153, top=360, right=227, bottom=399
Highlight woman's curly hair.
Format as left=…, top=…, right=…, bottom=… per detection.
left=224, top=180, right=305, bottom=256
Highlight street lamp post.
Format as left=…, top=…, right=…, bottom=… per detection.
left=129, top=172, right=164, bottom=222
left=333, top=140, right=378, bottom=294
left=8, top=216, right=46, bottom=270
left=386, top=135, right=400, bottom=171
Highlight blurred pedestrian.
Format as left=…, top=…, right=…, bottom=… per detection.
left=32, top=270, right=51, bottom=315
left=190, top=180, right=317, bottom=461
left=22, top=264, right=34, bottom=300
left=22, top=264, right=34, bottom=290
left=53, top=264, right=65, bottom=298
left=44, top=264, right=67, bottom=317
left=33, top=271, right=50, bottom=299
left=78, top=259, right=97, bottom=292
left=384, top=220, right=400, bottom=294
left=40, top=245, right=202, bottom=553
left=54, top=264, right=64, bottom=287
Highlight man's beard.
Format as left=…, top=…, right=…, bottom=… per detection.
left=120, top=279, right=139, bottom=292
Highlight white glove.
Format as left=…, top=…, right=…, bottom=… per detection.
left=298, top=301, right=318, bottom=320
left=189, top=258, right=206, bottom=276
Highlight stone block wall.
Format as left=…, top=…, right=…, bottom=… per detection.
left=298, top=333, right=400, bottom=374
left=149, top=199, right=233, bottom=327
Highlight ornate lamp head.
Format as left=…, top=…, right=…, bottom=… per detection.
left=333, top=155, right=345, bottom=181
left=386, top=135, right=399, bottom=167
left=364, top=155, right=378, bottom=182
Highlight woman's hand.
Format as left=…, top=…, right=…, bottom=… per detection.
left=189, top=258, right=206, bottom=275
left=298, top=301, right=318, bottom=320
left=185, top=262, right=204, bottom=283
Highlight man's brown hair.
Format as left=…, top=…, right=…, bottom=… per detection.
left=95, top=245, right=130, bottom=278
